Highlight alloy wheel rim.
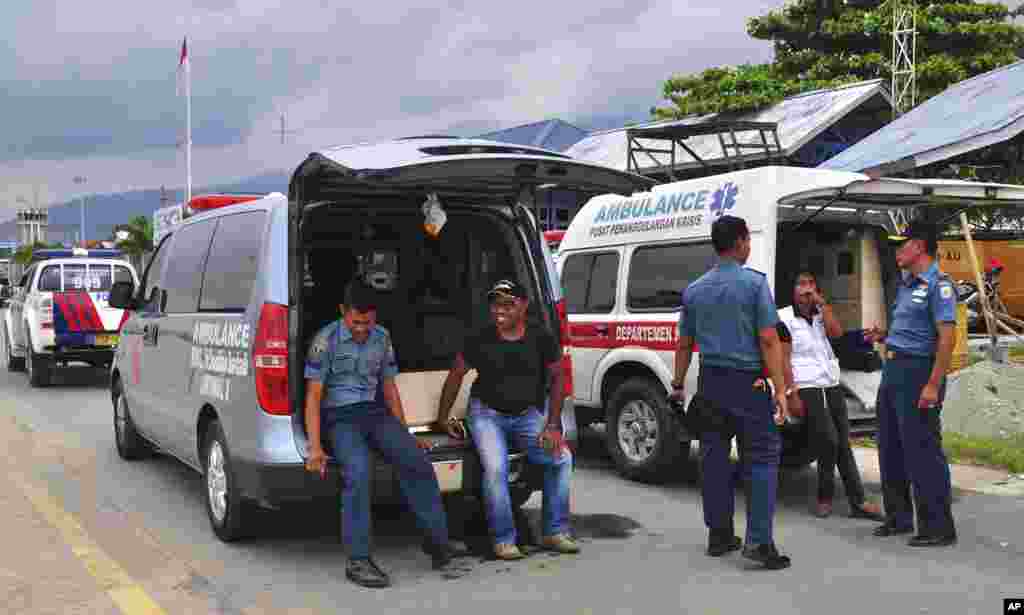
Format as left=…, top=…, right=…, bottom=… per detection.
left=617, top=400, right=659, bottom=463
left=207, top=441, right=228, bottom=523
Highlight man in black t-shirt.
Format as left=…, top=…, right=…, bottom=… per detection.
left=437, top=279, right=578, bottom=560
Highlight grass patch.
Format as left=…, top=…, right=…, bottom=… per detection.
left=851, top=432, right=1024, bottom=474
left=942, top=432, right=1024, bottom=474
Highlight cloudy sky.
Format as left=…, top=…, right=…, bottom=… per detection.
left=0, top=0, right=783, bottom=221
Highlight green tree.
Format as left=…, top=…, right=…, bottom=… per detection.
left=13, top=241, right=63, bottom=265
left=114, top=215, right=154, bottom=262
left=654, top=1, right=1024, bottom=118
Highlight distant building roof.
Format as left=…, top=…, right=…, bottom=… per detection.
left=819, top=60, right=1024, bottom=174
left=565, top=80, right=891, bottom=173
left=477, top=118, right=589, bottom=152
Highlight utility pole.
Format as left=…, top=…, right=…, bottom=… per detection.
left=276, top=114, right=298, bottom=145
left=73, top=175, right=87, bottom=246
left=891, top=0, right=917, bottom=119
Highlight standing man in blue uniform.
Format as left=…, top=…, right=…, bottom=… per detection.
left=672, top=215, right=792, bottom=570
left=304, top=280, right=468, bottom=588
left=865, top=222, right=958, bottom=547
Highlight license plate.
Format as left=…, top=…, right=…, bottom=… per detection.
left=95, top=334, right=118, bottom=347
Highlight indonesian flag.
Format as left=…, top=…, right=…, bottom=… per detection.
left=176, top=37, right=189, bottom=96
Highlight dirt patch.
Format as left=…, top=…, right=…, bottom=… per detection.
left=944, top=360, right=1024, bottom=439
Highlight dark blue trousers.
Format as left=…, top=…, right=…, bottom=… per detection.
left=876, top=354, right=956, bottom=537
left=323, top=402, right=449, bottom=559
left=699, top=366, right=781, bottom=547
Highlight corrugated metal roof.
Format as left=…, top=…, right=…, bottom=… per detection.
left=477, top=119, right=589, bottom=152
left=564, top=80, right=891, bottom=172
left=819, top=60, right=1024, bottom=174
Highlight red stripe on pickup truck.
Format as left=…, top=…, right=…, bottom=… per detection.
left=568, top=321, right=681, bottom=351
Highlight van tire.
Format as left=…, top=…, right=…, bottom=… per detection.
left=202, top=421, right=253, bottom=542
left=113, top=386, right=151, bottom=460
left=605, top=377, right=686, bottom=483
left=26, top=333, right=51, bottom=388
left=2, top=325, right=24, bottom=372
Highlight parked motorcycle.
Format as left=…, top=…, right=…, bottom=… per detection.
left=955, top=258, right=1005, bottom=332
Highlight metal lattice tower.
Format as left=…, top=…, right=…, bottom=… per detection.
left=891, top=0, right=917, bottom=118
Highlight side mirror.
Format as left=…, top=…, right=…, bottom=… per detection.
left=109, top=281, right=136, bottom=310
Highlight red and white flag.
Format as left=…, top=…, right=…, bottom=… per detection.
left=176, top=37, right=189, bottom=96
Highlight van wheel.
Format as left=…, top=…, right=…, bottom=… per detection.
left=203, top=420, right=253, bottom=542
left=113, top=387, right=151, bottom=460
left=2, top=325, right=24, bottom=372
left=606, top=377, right=686, bottom=483
left=26, top=333, right=51, bottom=388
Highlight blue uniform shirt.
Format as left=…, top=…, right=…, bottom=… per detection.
left=680, top=260, right=780, bottom=372
left=304, top=321, right=399, bottom=408
left=886, top=262, right=956, bottom=357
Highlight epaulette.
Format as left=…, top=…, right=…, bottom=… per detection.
left=744, top=268, right=767, bottom=278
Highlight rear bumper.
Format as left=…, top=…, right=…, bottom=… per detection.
left=233, top=443, right=532, bottom=508
left=40, top=347, right=115, bottom=364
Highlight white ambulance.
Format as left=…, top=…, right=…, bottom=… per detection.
left=557, top=165, right=1024, bottom=482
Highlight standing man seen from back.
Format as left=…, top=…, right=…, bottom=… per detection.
left=865, top=222, right=958, bottom=547
left=671, top=215, right=792, bottom=570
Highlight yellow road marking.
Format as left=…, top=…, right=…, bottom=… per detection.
left=12, top=472, right=167, bottom=615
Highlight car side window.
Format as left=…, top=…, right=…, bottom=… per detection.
left=627, top=241, right=718, bottom=311
left=140, top=236, right=172, bottom=313
left=162, top=220, right=216, bottom=314
left=38, top=265, right=62, bottom=292
left=199, top=212, right=266, bottom=312
left=562, top=251, right=619, bottom=314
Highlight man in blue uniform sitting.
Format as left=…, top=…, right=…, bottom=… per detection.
left=672, top=215, right=792, bottom=570
left=303, top=280, right=468, bottom=588
left=865, top=221, right=958, bottom=547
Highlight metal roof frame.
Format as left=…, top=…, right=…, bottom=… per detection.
left=625, top=120, right=783, bottom=181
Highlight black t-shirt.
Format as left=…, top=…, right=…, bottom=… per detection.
left=461, top=325, right=560, bottom=414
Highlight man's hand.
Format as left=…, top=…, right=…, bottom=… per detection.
left=773, top=391, right=789, bottom=426
left=787, top=391, right=805, bottom=418
left=306, top=446, right=328, bottom=477
left=864, top=325, right=886, bottom=344
left=435, top=418, right=467, bottom=440
left=539, top=426, right=567, bottom=459
left=918, top=383, right=941, bottom=410
left=415, top=436, right=435, bottom=451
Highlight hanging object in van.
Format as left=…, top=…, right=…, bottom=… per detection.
left=422, top=192, right=447, bottom=239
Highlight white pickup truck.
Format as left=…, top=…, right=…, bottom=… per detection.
left=0, top=249, right=139, bottom=387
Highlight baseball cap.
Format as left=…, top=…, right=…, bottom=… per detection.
left=487, top=279, right=528, bottom=301
left=888, top=221, right=939, bottom=244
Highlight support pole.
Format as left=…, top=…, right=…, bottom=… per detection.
left=959, top=212, right=999, bottom=356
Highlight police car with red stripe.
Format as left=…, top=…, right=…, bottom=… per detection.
left=1, top=248, right=139, bottom=387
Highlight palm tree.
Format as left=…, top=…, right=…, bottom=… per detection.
left=114, top=216, right=154, bottom=269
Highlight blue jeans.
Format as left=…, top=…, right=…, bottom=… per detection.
left=876, top=354, right=955, bottom=536
left=323, top=402, right=449, bottom=560
left=699, top=366, right=781, bottom=547
left=466, top=398, right=572, bottom=545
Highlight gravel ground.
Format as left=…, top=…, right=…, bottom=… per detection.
left=944, top=360, right=1024, bottom=439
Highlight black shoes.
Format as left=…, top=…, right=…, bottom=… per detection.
left=872, top=521, right=914, bottom=537
left=425, top=540, right=473, bottom=580
left=742, top=543, right=792, bottom=570
left=706, top=530, right=743, bottom=557
left=346, top=558, right=391, bottom=588
left=908, top=533, right=957, bottom=548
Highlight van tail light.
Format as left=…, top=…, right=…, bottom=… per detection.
left=39, top=297, right=54, bottom=329
left=117, top=309, right=130, bottom=332
left=254, top=303, right=290, bottom=415
left=556, top=299, right=574, bottom=398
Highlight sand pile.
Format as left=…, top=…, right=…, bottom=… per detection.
left=944, top=360, right=1024, bottom=439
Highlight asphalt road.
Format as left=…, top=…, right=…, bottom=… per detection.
left=1, top=361, right=1022, bottom=615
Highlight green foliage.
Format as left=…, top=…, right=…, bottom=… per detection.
left=13, top=241, right=63, bottom=265
left=655, top=1, right=1024, bottom=118
left=114, top=215, right=154, bottom=261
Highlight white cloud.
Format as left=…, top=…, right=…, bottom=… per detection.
left=0, top=0, right=781, bottom=220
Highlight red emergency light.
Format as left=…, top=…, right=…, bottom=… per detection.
left=187, top=194, right=265, bottom=212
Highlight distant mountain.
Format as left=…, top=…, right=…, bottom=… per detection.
left=0, top=171, right=290, bottom=243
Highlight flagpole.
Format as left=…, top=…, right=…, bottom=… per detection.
left=185, top=39, right=192, bottom=206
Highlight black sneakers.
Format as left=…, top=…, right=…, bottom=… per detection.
left=741, top=543, right=792, bottom=570
left=346, top=558, right=391, bottom=588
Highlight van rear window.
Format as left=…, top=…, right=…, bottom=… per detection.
left=627, top=242, right=718, bottom=311
left=38, top=263, right=128, bottom=292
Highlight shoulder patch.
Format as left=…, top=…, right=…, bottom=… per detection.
left=309, top=324, right=335, bottom=356
left=940, top=284, right=953, bottom=299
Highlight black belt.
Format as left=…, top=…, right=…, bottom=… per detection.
left=885, top=349, right=934, bottom=361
